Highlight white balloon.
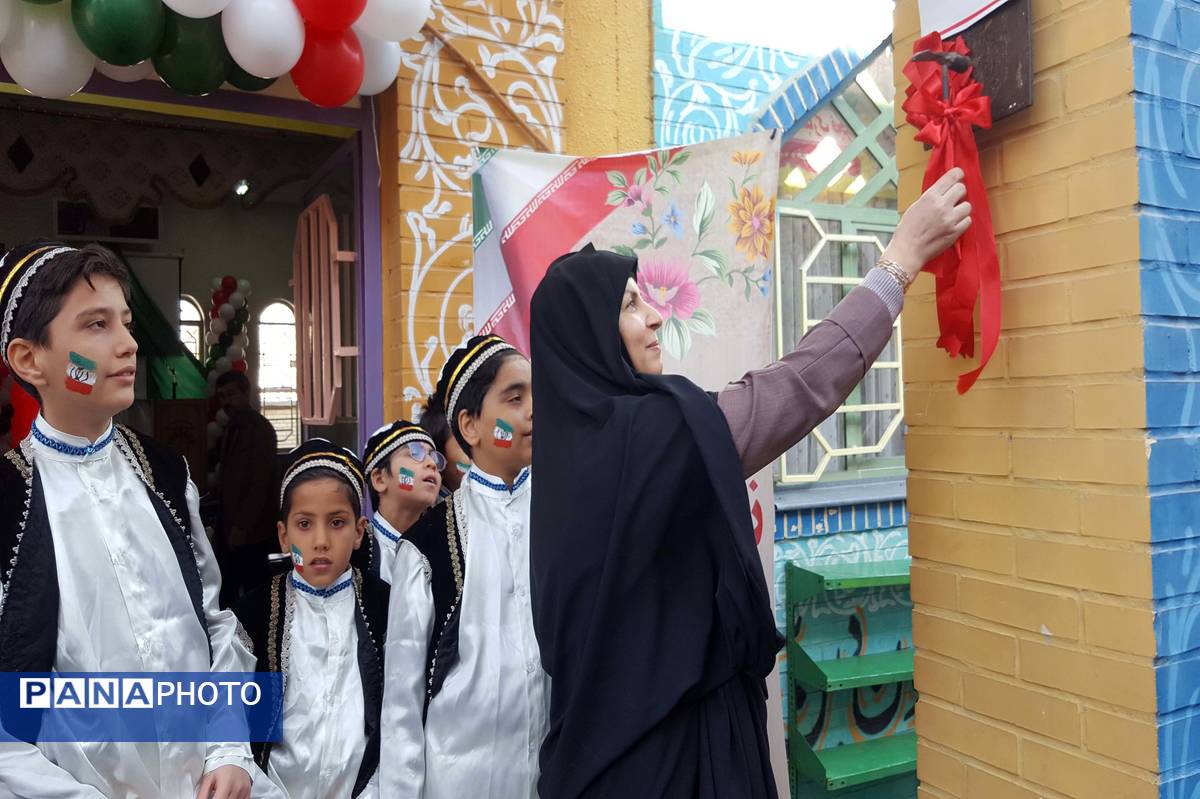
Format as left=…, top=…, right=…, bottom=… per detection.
left=205, top=331, right=219, bottom=347
left=222, top=0, right=304, bottom=79
left=355, top=26, right=401, bottom=96
left=229, top=291, right=246, bottom=309
left=207, top=370, right=220, bottom=386
left=357, top=0, right=430, bottom=42
left=215, top=408, right=229, bottom=425
left=226, top=345, right=244, bottom=361
left=211, top=276, right=223, bottom=291
left=97, top=59, right=156, bottom=83
left=1, top=2, right=94, bottom=100
left=162, top=0, right=234, bottom=19
left=206, top=421, right=222, bottom=440
left=215, top=358, right=232, bottom=374
left=218, top=303, right=235, bottom=321
left=210, top=317, right=228, bottom=335
left=236, top=333, right=250, bottom=349
left=0, top=0, right=13, bottom=47
left=237, top=278, right=252, bottom=294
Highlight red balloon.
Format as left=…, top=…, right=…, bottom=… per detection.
left=209, top=307, right=220, bottom=319
left=221, top=275, right=237, bottom=293
left=291, top=26, right=364, bottom=109
left=212, top=290, right=228, bottom=307
left=293, top=0, right=365, bottom=31
left=232, top=359, right=248, bottom=373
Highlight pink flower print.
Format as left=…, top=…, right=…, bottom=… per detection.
left=624, top=182, right=648, bottom=207
left=638, top=258, right=701, bottom=321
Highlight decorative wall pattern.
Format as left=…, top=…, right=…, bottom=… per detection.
left=380, top=0, right=565, bottom=419
left=652, top=3, right=806, bottom=147
left=1132, top=1, right=1200, bottom=793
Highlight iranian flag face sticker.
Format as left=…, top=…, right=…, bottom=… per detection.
left=291, top=544, right=304, bottom=575
left=398, top=467, right=415, bottom=491
left=493, top=419, right=514, bottom=448
left=65, top=352, right=97, bottom=395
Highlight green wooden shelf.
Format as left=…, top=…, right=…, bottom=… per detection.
left=787, top=644, right=914, bottom=692
left=792, top=731, right=917, bottom=792
left=786, top=559, right=910, bottom=601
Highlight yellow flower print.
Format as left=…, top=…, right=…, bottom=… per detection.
left=732, top=150, right=763, bottom=168
left=728, top=185, right=776, bottom=262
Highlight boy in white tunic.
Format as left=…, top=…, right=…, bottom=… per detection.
left=235, top=439, right=389, bottom=799
left=381, top=334, right=547, bottom=798
left=355, top=420, right=444, bottom=584
left=0, top=241, right=272, bottom=798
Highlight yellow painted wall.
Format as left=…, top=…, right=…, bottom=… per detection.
left=377, top=0, right=652, bottom=419
left=561, top=0, right=655, bottom=155
left=894, top=0, right=1157, bottom=795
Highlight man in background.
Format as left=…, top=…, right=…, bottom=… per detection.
left=215, top=370, right=278, bottom=605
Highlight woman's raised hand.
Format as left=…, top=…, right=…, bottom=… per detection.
left=884, top=167, right=972, bottom=281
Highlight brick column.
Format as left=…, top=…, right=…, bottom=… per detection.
left=893, top=0, right=1170, bottom=795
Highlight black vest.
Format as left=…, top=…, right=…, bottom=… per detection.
left=403, top=496, right=467, bottom=717
left=0, top=426, right=211, bottom=740
left=235, top=568, right=388, bottom=798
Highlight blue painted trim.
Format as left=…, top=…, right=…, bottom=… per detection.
left=775, top=499, right=908, bottom=540
left=751, top=40, right=885, bottom=138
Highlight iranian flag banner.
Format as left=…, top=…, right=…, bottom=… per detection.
left=472, top=130, right=786, bottom=788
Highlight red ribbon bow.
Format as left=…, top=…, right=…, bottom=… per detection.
left=902, top=33, right=1001, bottom=394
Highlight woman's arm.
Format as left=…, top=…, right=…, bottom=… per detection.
left=718, top=167, right=973, bottom=477
left=718, top=275, right=897, bottom=478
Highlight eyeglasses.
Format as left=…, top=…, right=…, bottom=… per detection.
left=404, top=441, right=448, bottom=471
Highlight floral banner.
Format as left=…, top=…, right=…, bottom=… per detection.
left=472, top=131, right=786, bottom=775
left=472, top=130, right=780, bottom=389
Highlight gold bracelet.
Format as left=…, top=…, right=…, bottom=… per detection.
left=876, top=259, right=913, bottom=293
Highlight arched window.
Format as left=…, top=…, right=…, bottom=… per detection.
left=258, top=301, right=299, bottom=449
left=179, top=295, right=204, bottom=361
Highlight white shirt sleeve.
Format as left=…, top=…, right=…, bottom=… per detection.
left=0, top=553, right=106, bottom=798
left=380, top=541, right=435, bottom=798
left=184, top=478, right=258, bottom=778
left=0, top=742, right=107, bottom=798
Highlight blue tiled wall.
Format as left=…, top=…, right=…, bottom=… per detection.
left=1132, top=1, right=1200, bottom=794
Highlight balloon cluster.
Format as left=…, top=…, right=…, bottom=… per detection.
left=204, top=273, right=251, bottom=392
left=0, top=0, right=429, bottom=106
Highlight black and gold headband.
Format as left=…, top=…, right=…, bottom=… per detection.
left=362, top=420, right=434, bottom=474
left=436, top=334, right=517, bottom=427
left=280, top=439, right=366, bottom=510
left=0, top=243, right=77, bottom=366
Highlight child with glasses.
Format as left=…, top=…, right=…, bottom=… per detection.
left=358, top=421, right=445, bottom=584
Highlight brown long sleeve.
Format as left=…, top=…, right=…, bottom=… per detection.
left=717, top=285, right=897, bottom=478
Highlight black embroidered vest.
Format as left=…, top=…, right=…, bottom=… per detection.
left=235, top=568, right=388, bottom=798
left=403, top=495, right=467, bottom=717
left=0, top=426, right=211, bottom=740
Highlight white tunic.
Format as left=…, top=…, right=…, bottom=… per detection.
left=370, top=514, right=403, bottom=586
left=381, top=466, right=550, bottom=799
left=0, top=415, right=281, bottom=799
left=265, top=570, right=375, bottom=799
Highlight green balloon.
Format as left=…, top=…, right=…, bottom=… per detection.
left=228, top=320, right=243, bottom=336
left=228, top=64, right=276, bottom=93
left=73, top=0, right=164, bottom=67
left=234, top=307, right=249, bottom=324
left=152, top=10, right=231, bottom=97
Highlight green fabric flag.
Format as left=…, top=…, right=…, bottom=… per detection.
left=112, top=249, right=209, bottom=400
